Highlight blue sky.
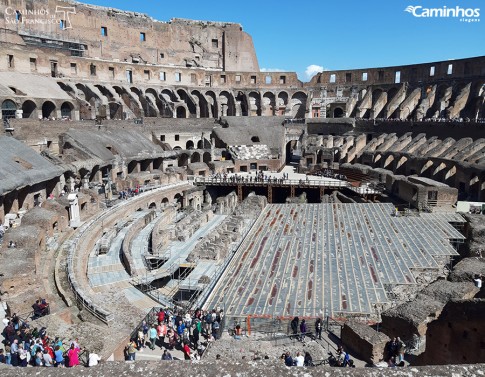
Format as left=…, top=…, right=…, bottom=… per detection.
left=84, top=0, right=484, bottom=81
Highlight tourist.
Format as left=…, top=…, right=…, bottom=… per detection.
left=304, top=351, right=314, bottom=367
left=161, top=349, right=172, bottom=360
left=315, top=318, right=323, bottom=340
left=183, top=342, right=192, bottom=360
left=149, top=325, right=157, bottom=350
left=299, top=319, right=307, bottom=341
left=284, top=351, right=294, bottom=367
left=42, top=348, right=53, bottom=367
left=126, top=339, right=137, bottom=361
left=88, top=352, right=101, bottom=367
left=290, top=317, right=299, bottom=336
left=294, top=351, right=304, bottom=366
left=67, top=343, right=80, bottom=367
left=54, top=345, right=64, bottom=367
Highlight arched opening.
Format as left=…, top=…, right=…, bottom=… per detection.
left=333, top=107, right=344, bottom=118
left=219, top=91, right=236, bottom=116
left=161, top=197, right=169, bottom=206
left=21, top=100, right=37, bottom=119
left=42, top=101, right=56, bottom=119
left=61, top=102, right=74, bottom=119
left=290, top=92, right=307, bottom=118
left=248, top=92, right=261, bottom=116
left=251, top=136, right=260, bottom=143
left=176, top=106, right=187, bottom=118
left=205, top=91, right=218, bottom=118
left=178, top=153, right=189, bottom=167
left=277, top=92, right=289, bottom=116
left=262, top=92, right=276, bottom=116
left=186, top=140, right=194, bottom=150
left=174, top=193, right=182, bottom=207
left=235, top=92, right=248, bottom=116
left=191, top=152, right=201, bottom=163
left=203, top=152, right=211, bottom=163
left=2, top=100, right=17, bottom=119
left=285, top=140, right=299, bottom=165
left=177, top=89, right=197, bottom=117
left=191, top=90, right=209, bottom=118
left=148, top=202, right=157, bottom=209
left=383, top=155, right=394, bottom=169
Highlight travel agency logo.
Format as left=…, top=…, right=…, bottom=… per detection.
left=4, top=5, right=76, bottom=29
left=405, top=5, right=480, bottom=22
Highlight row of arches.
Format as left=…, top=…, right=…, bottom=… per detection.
left=1, top=99, right=75, bottom=120
left=57, top=81, right=309, bottom=120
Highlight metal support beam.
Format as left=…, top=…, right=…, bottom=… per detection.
left=290, top=185, right=295, bottom=198
left=268, top=185, right=272, bottom=203
left=237, top=185, right=243, bottom=203
left=320, top=186, right=324, bottom=202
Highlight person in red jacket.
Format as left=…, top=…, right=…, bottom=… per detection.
left=183, top=342, right=192, bottom=360
left=157, top=309, right=165, bottom=324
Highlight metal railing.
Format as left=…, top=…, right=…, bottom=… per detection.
left=194, top=176, right=350, bottom=189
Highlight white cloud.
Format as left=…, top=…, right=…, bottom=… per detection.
left=304, top=64, right=325, bottom=80
left=260, top=68, right=286, bottom=72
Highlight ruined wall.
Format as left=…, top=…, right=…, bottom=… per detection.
left=416, top=299, right=485, bottom=366
left=0, top=0, right=258, bottom=72
left=309, top=56, right=485, bottom=86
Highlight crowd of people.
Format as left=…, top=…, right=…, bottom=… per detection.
left=126, top=307, right=224, bottom=362
left=0, top=313, right=88, bottom=368
left=208, top=172, right=291, bottom=185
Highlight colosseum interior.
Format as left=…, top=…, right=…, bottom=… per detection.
left=0, top=0, right=484, bottom=374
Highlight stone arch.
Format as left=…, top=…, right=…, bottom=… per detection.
left=21, top=100, right=37, bottom=119
left=374, top=153, right=382, bottom=164
left=395, top=156, right=408, bottom=174
left=2, top=99, right=17, bottom=119
left=277, top=91, right=289, bottom=116
left=191, top=152, right=201, bottom=163
left=432, top=162, right=447, bottom=178
left=161, top=197, right=169, bottom=205
left=131, top=87, right=157, bottom=117
left=385, top=87, right=401, bottom=118
left=290, top=91, right=307, bottom=118
left=371, top=88, right=386, bottom=119
left=145, top=88, right=166, bottom=116
left=235, top=91, right=248, bottom=116
left=248, top=91, right=261, bottom=116
left=262, top=92, right=276, bottom=116
left=197, top=138, right=211, bottom=149
left=177, top=89, right=197, bottom=117
left=176, top=106, right=187, bottom=118
left=179, top=153, right=189, bottom=167
left=186, top=140, right=194, bottom=150
left=203, top=152, right=211, bottom=163
left=61, top=101, right=74, bottom=119
left=205, top=91, right=218, bottom=118
left=219, top=91, right=236, bottom=116
left=445, top=165, right=456, bottom=186
left=174, top=193, right=182, bottom=206
left=42, top=101, right=56, bottom=119
left=148, top=202, right=157, bottom=209
left=191, top=90, right=209, bottom=118
left=333, top=107, right=344, bottom=118
left=112, top=85, right=142, bottom=119
left=383, top=154, right=394, bottom=169
left=420, top=160, right=434, bottom=177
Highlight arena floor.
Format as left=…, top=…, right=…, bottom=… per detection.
left=203, top=203, right=465, bottom=318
